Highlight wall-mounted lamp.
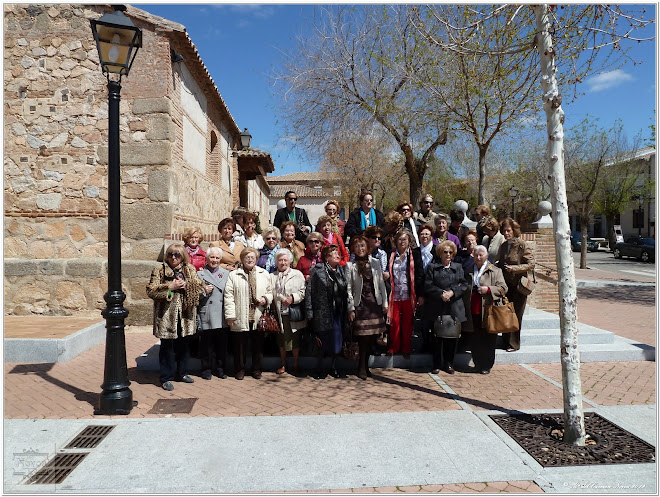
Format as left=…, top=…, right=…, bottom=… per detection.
left=170, top=49, right=184, bottom=64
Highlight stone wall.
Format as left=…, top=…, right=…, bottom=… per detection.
left=4, top=4, right=246, bottom=324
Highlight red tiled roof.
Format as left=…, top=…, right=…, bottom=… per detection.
left=270, top=184, right=334, bottom=198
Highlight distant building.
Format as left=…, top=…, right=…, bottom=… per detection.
left=4, top=4, right=273, bottom=323
left=267, top=172, right=342, bottom=228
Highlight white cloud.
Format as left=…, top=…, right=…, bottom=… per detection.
left=212, top=4, right=276, bottom=21
left=586, top=69, right=634, bottom=92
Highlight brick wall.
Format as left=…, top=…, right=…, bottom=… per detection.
left=522, top=228, right=560, bottom=314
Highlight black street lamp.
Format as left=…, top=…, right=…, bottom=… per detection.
left=90, top=5, right=142, bottom=415
left=240, top=128, right=252, bottom=149
left=508, top=185, right=519, bottom=220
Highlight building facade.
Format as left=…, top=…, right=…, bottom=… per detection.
left=4, top=4, right=272, bottom=323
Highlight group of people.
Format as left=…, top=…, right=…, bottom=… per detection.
left=148, top=191, right=535, bottom=390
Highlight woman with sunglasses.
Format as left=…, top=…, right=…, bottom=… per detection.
left=361, top=226, right=389, bottom=281
left=414, top=194, right=437, bottom=228
left=257, top=226, right=281, bottom=273
left=397, top=201, right=419, bottom=248
left=296, top=232, right=325, bottom=280
left=147, top=243, right=205, bottom=391
left=345, top=190, right=385, bottom=239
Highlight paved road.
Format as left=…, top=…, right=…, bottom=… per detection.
left=572, top=248, right=656, bottom=279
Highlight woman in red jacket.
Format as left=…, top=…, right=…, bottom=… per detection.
left=317, top=215, right=349, bottom=265
left=183, top=226, right=206, bottom=271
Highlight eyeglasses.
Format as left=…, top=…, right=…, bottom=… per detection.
left=423, top=201, right=433, bottom=205
left=309, top=240, right=322, bottom=244
left=368, top=236, right=381, bottom=240
left=400, top=208, right=411, bottom=212
left=167, top=252, right=182, bottom=258
left=363, top=198, right=373, bottom=203
left=286, top=197, right=297, bottom=201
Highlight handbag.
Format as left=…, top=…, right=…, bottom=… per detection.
left=376, top=330, right=388, bottom=347
left=288, top=302, right=305, bottom=322
left=484, top=297, right=519, bottom=334
left=257, top=308, right=280, bottom=333
left=342, top=323, right=359, bottom=361
left=517, top=271, right=536, bottom=296
left=433, top=314, right=461, bottom=338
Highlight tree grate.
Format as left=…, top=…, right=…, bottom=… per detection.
left=148, top=398, right=197, bottom=414
left=490, top=412, right=655, bottom=467
left=65, top=425, right=115, bottom=449
left=25, top=452, right=89, bottom=484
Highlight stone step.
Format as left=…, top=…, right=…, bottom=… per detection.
left=521, top=325, right=615, bottom=345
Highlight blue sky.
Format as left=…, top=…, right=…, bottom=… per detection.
left=135, top=4, right=657, bottom=176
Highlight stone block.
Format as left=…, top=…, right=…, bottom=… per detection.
left=124, top=183, right=147, bottom=199
left=65, top=258, right=103, bottom=277
left=132, top=98, right=171, bottom=115
left=146, top=114, right=175, bottom=140
left=55, top=240, right=80, bottom=258
left=5, top=259, right=38, bottom=276
left=97, top=142, right=171, bottom=166
left=13, top=280, right=50, bottom=305
left=38, top=259, right=65, bottom=275
left=128, top=277, right=149, bottom=300
left=32, top=240, right=55, bottom=259
left=129, top=239, right=163, bottom=261
left=123, top=260, right=158, bottom=277
left=147, top=169, right=170, bottom=201
left=125, top=299, right=153, bottom=326
left=69, top=225, right=86, bottom=242
left=44, top=221, right=67, bottom=239
left=36, top=192, right=62, bottom=210
left=55, top=280, right=87, bottom=310
left=121, top=203, right=172, bottom=240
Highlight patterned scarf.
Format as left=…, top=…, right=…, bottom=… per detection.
left=265, top=244, right=280, bottom=273
left=276, top=268, right=291, bottom=312
left=185, top=244, right=200, bottom=258
left=247, top=266, right=259, bottom=322
left=166, top=261, right=202, bottom=310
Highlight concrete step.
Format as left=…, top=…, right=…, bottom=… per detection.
left=521, top=325, right=615, bottom=346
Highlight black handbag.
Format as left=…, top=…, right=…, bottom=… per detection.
left=288, top=302, right=305, bottom=322
left=433, top=314, right=461, bottom=338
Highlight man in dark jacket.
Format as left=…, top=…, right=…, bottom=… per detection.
left=272, top=190, right=312, bottom=243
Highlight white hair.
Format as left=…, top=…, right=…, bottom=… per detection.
left=206, top=246, right=223, bottom=260
left=473, top=245, right=488, bottom=256
left=274, top=248, right=293, bottom=263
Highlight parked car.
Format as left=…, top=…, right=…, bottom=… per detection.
left=613, top=236, right=655, bottom=262
left=570, top=232, right=600, bottom=252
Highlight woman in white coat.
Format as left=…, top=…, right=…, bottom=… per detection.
left=271, top=249, right=306, bottom=376
left=347, top=235, right=388, bottom=380
left=224, top=247, right=273, bottom=380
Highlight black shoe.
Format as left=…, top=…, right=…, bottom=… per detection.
left=217, top=373, right=228, bottom=379
left=480, top=369, right=491, bottom=375
left=176, top=375, right=195, bottom=383
left=366, top=369, right=373, bottom=378
left=330, top=369, right=340, bottom=378
left=201, top=372, right=212, bottom=380
left=162, top=381, right=174, bottom=391
left=338, top=370, right=347, bottom=379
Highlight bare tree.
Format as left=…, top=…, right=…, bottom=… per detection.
left=274, top=5, right=449, bottom=203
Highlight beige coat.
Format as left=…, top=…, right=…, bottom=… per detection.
left=346, top=258, right=387, bottom=312
left=497, top=237, right=535, bottom=290
left=224, top=266, right=273, bottom=332
left=270, top=268, right=306, bottom=331
left=147, top=263, right=203, bottom=340
left=209, top=238, right=245, bottom=271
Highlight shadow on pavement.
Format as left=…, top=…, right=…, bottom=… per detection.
left=578, top=286, right=656, bottom=306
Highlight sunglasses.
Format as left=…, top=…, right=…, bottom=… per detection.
left=309, top=240, right=322, bottom=244
left=167, top=252, right=182, bottom=258
left=363, top=198, right=373, bottom=203
left=423, top=201, right=433, bottom=205
left=286, top=197, right=297, bottom=201
left=442, top=250, right=453, bottom=255
left=400, top=208, right=411, bottom=212
left=369, top=236, right=382, bottom=240
left=265, top=236, right=278, bottom=240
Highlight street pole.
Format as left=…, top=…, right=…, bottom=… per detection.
left=96, top=79, right=134, bottom=415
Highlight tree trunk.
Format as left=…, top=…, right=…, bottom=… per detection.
left=606, top=214, right=616, bottom=251
left=533, top=4, right=585, bottom=446
left=580, top=217, right=588, bottom=269
left=478, top=146, right=487, bottom=205
left=408, top=159, right=425, bottom=207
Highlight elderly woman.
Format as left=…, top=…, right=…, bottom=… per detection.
left=231, top=206, right=247, bottom=240
left=257, top=226, right=281, bottom=273
left=417, top=224, right=436, bottom=272
left=321, top=200, right=346, bottom=241
left=497, top=218, right=535, bottom=352
left=224, top=247, right=273, bottom=380
left=345, top=190, right=386, bottom=238
left=483, top=217, right=505, bottom=263
left=362, top=226, right=389, bottom=280
left=197, top=246, right=230, bottom=380
left=317, top=215, right=349, bottom=265
left=280, top=221, right=306, bottom=268
left=382, top=211, right=404, bottom=256
left=147, top=243, right=205, bottom=391
left=470, top=245, right=508, bottom=374
left=387, top=230, right=424, bottom=358
left=182, top=226, right=206, bottom=271
left=271, top=248, right=306, bottom=376
left=305, top=244, right=353, bottom=379
left=235, top=211, right=264, bottom=250
left=347, top=235, right=388, bottom=380
left=397, top=201, right=419, bottom=248
left=433, top=213, right=462, bottom=250
left=453, top=230, right=479, bottom=347
left=210, top=218, right=245, bottom=271
left=296, top=231, right=324, bottom=280
left=474, top=205, right=492, bottom=244
left=424, top=240, right=468, bottom=374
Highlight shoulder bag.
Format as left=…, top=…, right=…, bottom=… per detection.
left=288, top=302, right=305, bottom=322
left=342, top=323, right=359, bottom=361
left=433, top=314, right=461, bottom=338
left=484, top=296, right=519, bottom=334
left=517, top=270, right=536, bottom=296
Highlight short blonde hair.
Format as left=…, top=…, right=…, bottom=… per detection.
left=262, top=226, right=281, bottom=241
left=182, top=227, right=202, bottom=244
left=239, top=247, right=259, bottom=262
left=436, top=240, right=457, bottom=258
left=165, top=243, right=189, bottom=265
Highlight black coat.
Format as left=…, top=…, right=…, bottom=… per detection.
left=305, top=263, right=351, bottom=335
left=273, top=207, right=311, bottom=243
left=423, top=261, right=468, bottom=323
left=345, top=207, right=386, bottom=239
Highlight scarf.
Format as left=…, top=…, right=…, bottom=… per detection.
left=473, top=261, right=488, bottom=288
left=420, top=242, right=433, bottom=270
left=360, top=208, right=376, bottom=231
left=247, top=266, right=259, bottom=322
left=185, top=244, right=200, bottom=258
left=354, top=254, right=370, bottom=279
left=325, top=262, right=347, bottom=313
left=323, top=232, right=334, bottom=245
left=165, top=262, right=202, bottom=310
left=305, top=247, right=322, bottom=269
left=276, top=268, right=291, bottom=313
left=281, top=240, right=301, bottom=267
left=386, top=248, right=416, bottom=324
left=265, top=244, right=280, bottom=273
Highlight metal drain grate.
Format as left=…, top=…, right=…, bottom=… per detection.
left=490, top=412, right=655, bottom=467
left=65, top=425, right=115, bottom=449
left=26, top=452, right=89, bottom=484
left=148, top=398, right=197, bottom=414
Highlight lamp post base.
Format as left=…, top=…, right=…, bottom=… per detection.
left=96, top=391, right=136, bottom=416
